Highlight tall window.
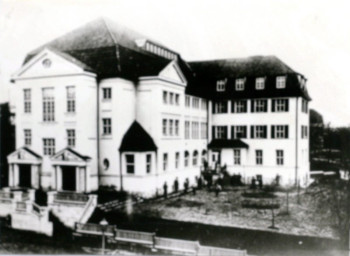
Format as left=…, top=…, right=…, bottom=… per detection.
left=67, top=129, right=75, bottom=147
left=162, top=119, right=168, bottom=136
left=192, top=122, right=199, bottom=139
left=185, top=121, right=190, bottom=139
left=235, top=78, right=245, bottom=91
left=276, top=76, right=286, bottom=89
left=175, top=94, right=180, bottom=105
left=193, top=151, right=198, bottom=166
left=185, top=95, right=191, bottom=107
left=146, top=154, right=152, bottom=173
left=213, top=101, right=228, bottom=113
left=163, top=153, right=168, bottom=171
left=213, top=126, right=227, bottom=139
left=251, top=99, right=267, bottom=113
left=232, top=100, right=247, bottom=113
left=192, top=98, right=200, bottom=108
left=169, top=120, right=174, bottom=136
left=169, top=92, right=174, bottom=105
left=175, top=152, right=180, bottom=169
left=43, top=138, right=55, bottom=156
left=276, top=150, right=284, bottom=165
left=272, top=99, right=288, bottom=112
left=24, top=129, right=31, bottom=146
left=42, top=88, right=55, bottom=122
left=184, top=151, right=189, bottom=167
left=234, top=150, right=241, bottom=165
left=251, top=125, right=267, bottom=139
left=201, top=122, right=207, bottom=139
left=66, top=86, right=75, bottom=113
left=302, top=99, right=308, bottom=113
left=126, top=154, right=135, bottom=174
left=23, top=89, right=31, bottom=113
left=102, top=88, right=111, bottom=100
left=201, top=99, right=207, bottom=110
left=301, top=125, right=308, bottom=139
left=256, top=150, right=263, bottom=165
left=255, top=77, right=265, bottom=90
left=102, top=118, right=112, bottom=135
left=163, top=91, right=168, bottom=104
left=231, top=126, right=247, bottom=139
left=175, top=120, right=179, bottom=136
left=271, top=125, right=289, bottom=139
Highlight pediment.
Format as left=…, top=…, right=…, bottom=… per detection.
left=51, top=148, right=90, bottom=162
left=8, top=147, right=42, bottom=162
left=159, top=61, right=186, bottom=85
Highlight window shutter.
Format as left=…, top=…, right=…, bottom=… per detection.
left=231, top=126, right=235, bottom=139
left=212, top=126, right=216, bottom=139
left=224, top=101, right=228, bottom=113
left=271, top=125, right=275, bottom=139
left=212, top=102, right=216, bottom=114
left=250, top=126, right=255, bottom=139
left=272, top=99, right=275, bottom=112
left=232, top=101, right=235, bottom=113
left=244, top=100, right=247, bottom=112
left=264, top=100, right=268, bottom=112
left=243, top=126, right=247, bottom=138
left=251, top=100, right=255, bottom=113
left=285, top=99, right=289, bottom=112
left=224, top=126, right=228, bottom=139
left=263, top=126, right=267, bottom=138
left=285, top=125, right=289, bottom=138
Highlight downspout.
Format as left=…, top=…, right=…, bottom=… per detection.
left=97, top=78, right=101, bottom=187
left=295, top=97, right=299, bottom=186
left=119, top=151, right=123, bottom=191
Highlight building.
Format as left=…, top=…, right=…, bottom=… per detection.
left=6, top=18, right=311, bottom=196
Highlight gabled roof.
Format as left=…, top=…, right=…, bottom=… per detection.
left=119, top=121, right=157, bottom=152
left=208, top=139, right=249, bottom=149
left=8, top=147, right=42, bottom=160
left=51, top=147, right=91, bottom=161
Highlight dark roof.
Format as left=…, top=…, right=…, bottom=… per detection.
left=189, top=56, right=311, bottom=101
left=23, top=18, right=176, bottom=80
left=119, top=121, right=157, bottom=152
left=22, top=147, right=42, bottom=159
left=208, top=139, right=249, bottom=149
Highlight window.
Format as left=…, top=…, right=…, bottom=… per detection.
left=213, top=101, right=228, bottom=113
left=216, top=79, right=227, bottom=92
left=102, top=118, right=112, bottom=135
left=201, top=122, right=207, bottom=139
left=193, top=151, right=198, bottom=166
left=163, top=153, right=168, bottom=171
left=184, top=151, right=189, bottom=167
left=103, top=159, right=110, bottom=170
left=67, top=129, right=75, bottom=147
left=234, top=150, right=241, bottom=165
left=271, top=125, right=289, bottom=139
left=23, top=89, right=31, bottom=113
left=163, top=119, right=168, bottom=136
left=301, top=125, right=308, bottom=139
left=175, top=94, right=180, bottom=105
left=66, top=86, right=75, bottom=113
left=276, top=150, right=284, bottom=165
left=24, top=129, right=31, bottom=146
left=185, top=96, right=191, bottom=107
left=213, top=126, right=227, bottom=139
left=251, top=125, right=267, bottom=139
left=276, top=76, right=286, bottom=89
left=235, top=78, right=245, bottom=91
left=169, top=119, right=174, bottom=136
left=126, top=154, right=135, bottom=174
left=232, top=100, right=247, bottom=113
left=201, top=99, right=207, bottom=110
left=169, top=93, right=174, bottom=105
left=185, top=121, right=190, bottom=139
left=302, top=99, right=308, bottom=113
left=201, top=150, right=207, bottom=164
left=272, top=99, right=289, bottom=112
left=42, top=88, right=55, bottom=122
left=163, top=91, right=168, bottom=104
left=251, top=99, right=267, bottom=113
left=175, top=152, right=180, bottom=169
left=255, top=77, right=265, bottom=90
left=256, top=150, right=263, bottom=165
left=192, top=122, right=199, bottom=139
left=102, top=88, right=112, bottom=100
left=192, top=98, right=200, bottom=108
left=231, top=126, right=247, bottom=139
left=175, top=120, right=179, bottom=136
left=146, top=154, right=152, bottom=173
left=43, top=138, right=55, bottom=156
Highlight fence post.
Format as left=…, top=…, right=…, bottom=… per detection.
left=47, top=191, right=57, bottom=205
left=151, top=232, right=157, bottom=252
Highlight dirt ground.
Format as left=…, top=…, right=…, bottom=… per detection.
left=132, top=186, right=336, bottom=239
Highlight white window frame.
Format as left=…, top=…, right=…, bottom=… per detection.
left=169, top=92, right=174, bottom=105
left=162, top=119, right=168, bottom=136
left=102, top=87, right=112, bottom=100
left=23, top=89, right=31, bottom=113
left=254, top=99, right=267, bottom=112
left=146, top=154, right=152, bottom=173
left=43, top=138, right=55, bottom=156
left=256, top=150, right=263, bottom=165
left=215, top=126, right=226, bottom=139
left=175, top=120, right=179, bottom=136
left=276, top=76, right=286, bottom=89
left=185, top=95, right=191, bottom=107
left=235, top=78, right=245, bottom=91
left=102, top=118, right=112, bottom=135
left=185, top=121, right=190, bottom=139
left=66, top=86, right=75, bottom=113
left=234, top=149, right=241, bottom=165
left=233, top=126, right=246, bottom=139
left=276, top=150, right=284, bottom=165
left=163, top=153, right=168, bottom=171
left=42, top=88, right=55, bottom=122
left=126, top=154, right=135, bottom=174
left=275, top=99, right=287, bottom=112
left=256, top=77, right=265, bottom=90
left=24, top=129, right=31, bottom=146
left=175, top=152, right=180, bottom=169
left=255, top=126, right=266, bottom=138
left=216, top=79, right=227, bottom=92
left=175, top=94, right=180, bottom=105
left=215, top=101, right=227, bottom=113
left=67, top=129, right=75, bottom=147
left=163, top=91, right=168, bottom=104
left=275, top=125, right=286, bottom=138
left=234, top=100, right=247, bottom=113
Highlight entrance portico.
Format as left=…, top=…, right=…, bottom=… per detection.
left=51, top=148, right=91, bottom=192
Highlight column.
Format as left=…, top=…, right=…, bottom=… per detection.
left=8, top=164, right=13, bottom=187
left=75, top=167, right=80, bottom=192
left=85, top=166, right=90, bottom=192
left=14, top=164, right=19, bottom=187
left=31, top=165, right=39, bottom=189
left=56, top=166, right=62, bottom=191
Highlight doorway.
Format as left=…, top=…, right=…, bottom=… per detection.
left=61, top=166, right=76, bottom=191
left=19, top=164, right=31, bottom=188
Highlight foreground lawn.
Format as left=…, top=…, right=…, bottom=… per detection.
left=132, top=186, right=335, bottom=239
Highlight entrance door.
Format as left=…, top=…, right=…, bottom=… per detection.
left=61, top=166, right=76, bottom=191
left=19, top=164, right=31, bottom=188
left=211, top=151, right=221, bottom=169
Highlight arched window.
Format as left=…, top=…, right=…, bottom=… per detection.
left=193, top=150, right=198, bottom=166
left=103, top=159, right=110, bottom=170
left=184, top=151, right=189, bottom=167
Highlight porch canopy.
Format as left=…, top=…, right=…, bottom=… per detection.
left=208, top=139, right=249, bottom=150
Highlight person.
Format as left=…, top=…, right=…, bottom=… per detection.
left=174, top=178, right=179, bottom=193
left=251, top=177, right=256, bottom=189
left=184, top=178, right=189, bottom=193
left=197, top=176, right=203, bottom=189
left=215, top=183, right=222, bottom=197
left=163, top=182, right=168, bottom=198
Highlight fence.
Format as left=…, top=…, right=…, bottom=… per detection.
left=115, top=229, right=154, bottom=245
left=16, top=201, right=27, bottom=211
left=155, top=237, right=199, bottom=253
left=198, top=245, right=247, bottom=256
left=55, top=192, right=89, bottom=203
left=75, top=223, right=116, bottom=236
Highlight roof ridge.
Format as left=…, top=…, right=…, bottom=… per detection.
left=102, top=18, right=118, bottom=46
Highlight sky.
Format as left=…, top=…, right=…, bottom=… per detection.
left=0, top=0, right=349, bottom=127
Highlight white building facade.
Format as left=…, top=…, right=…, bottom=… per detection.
left=7, top=18, right=310, bottom=196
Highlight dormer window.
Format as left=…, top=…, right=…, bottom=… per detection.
left=216, top=79, right=227, bottom=92
left=276, top=76, right=286, bottom=89
left=255, top=77, right=265, bottom=90
left=235, top=78, right=245, bottom=91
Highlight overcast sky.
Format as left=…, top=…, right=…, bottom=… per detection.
left=0, top=0, right=349, bottom=127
